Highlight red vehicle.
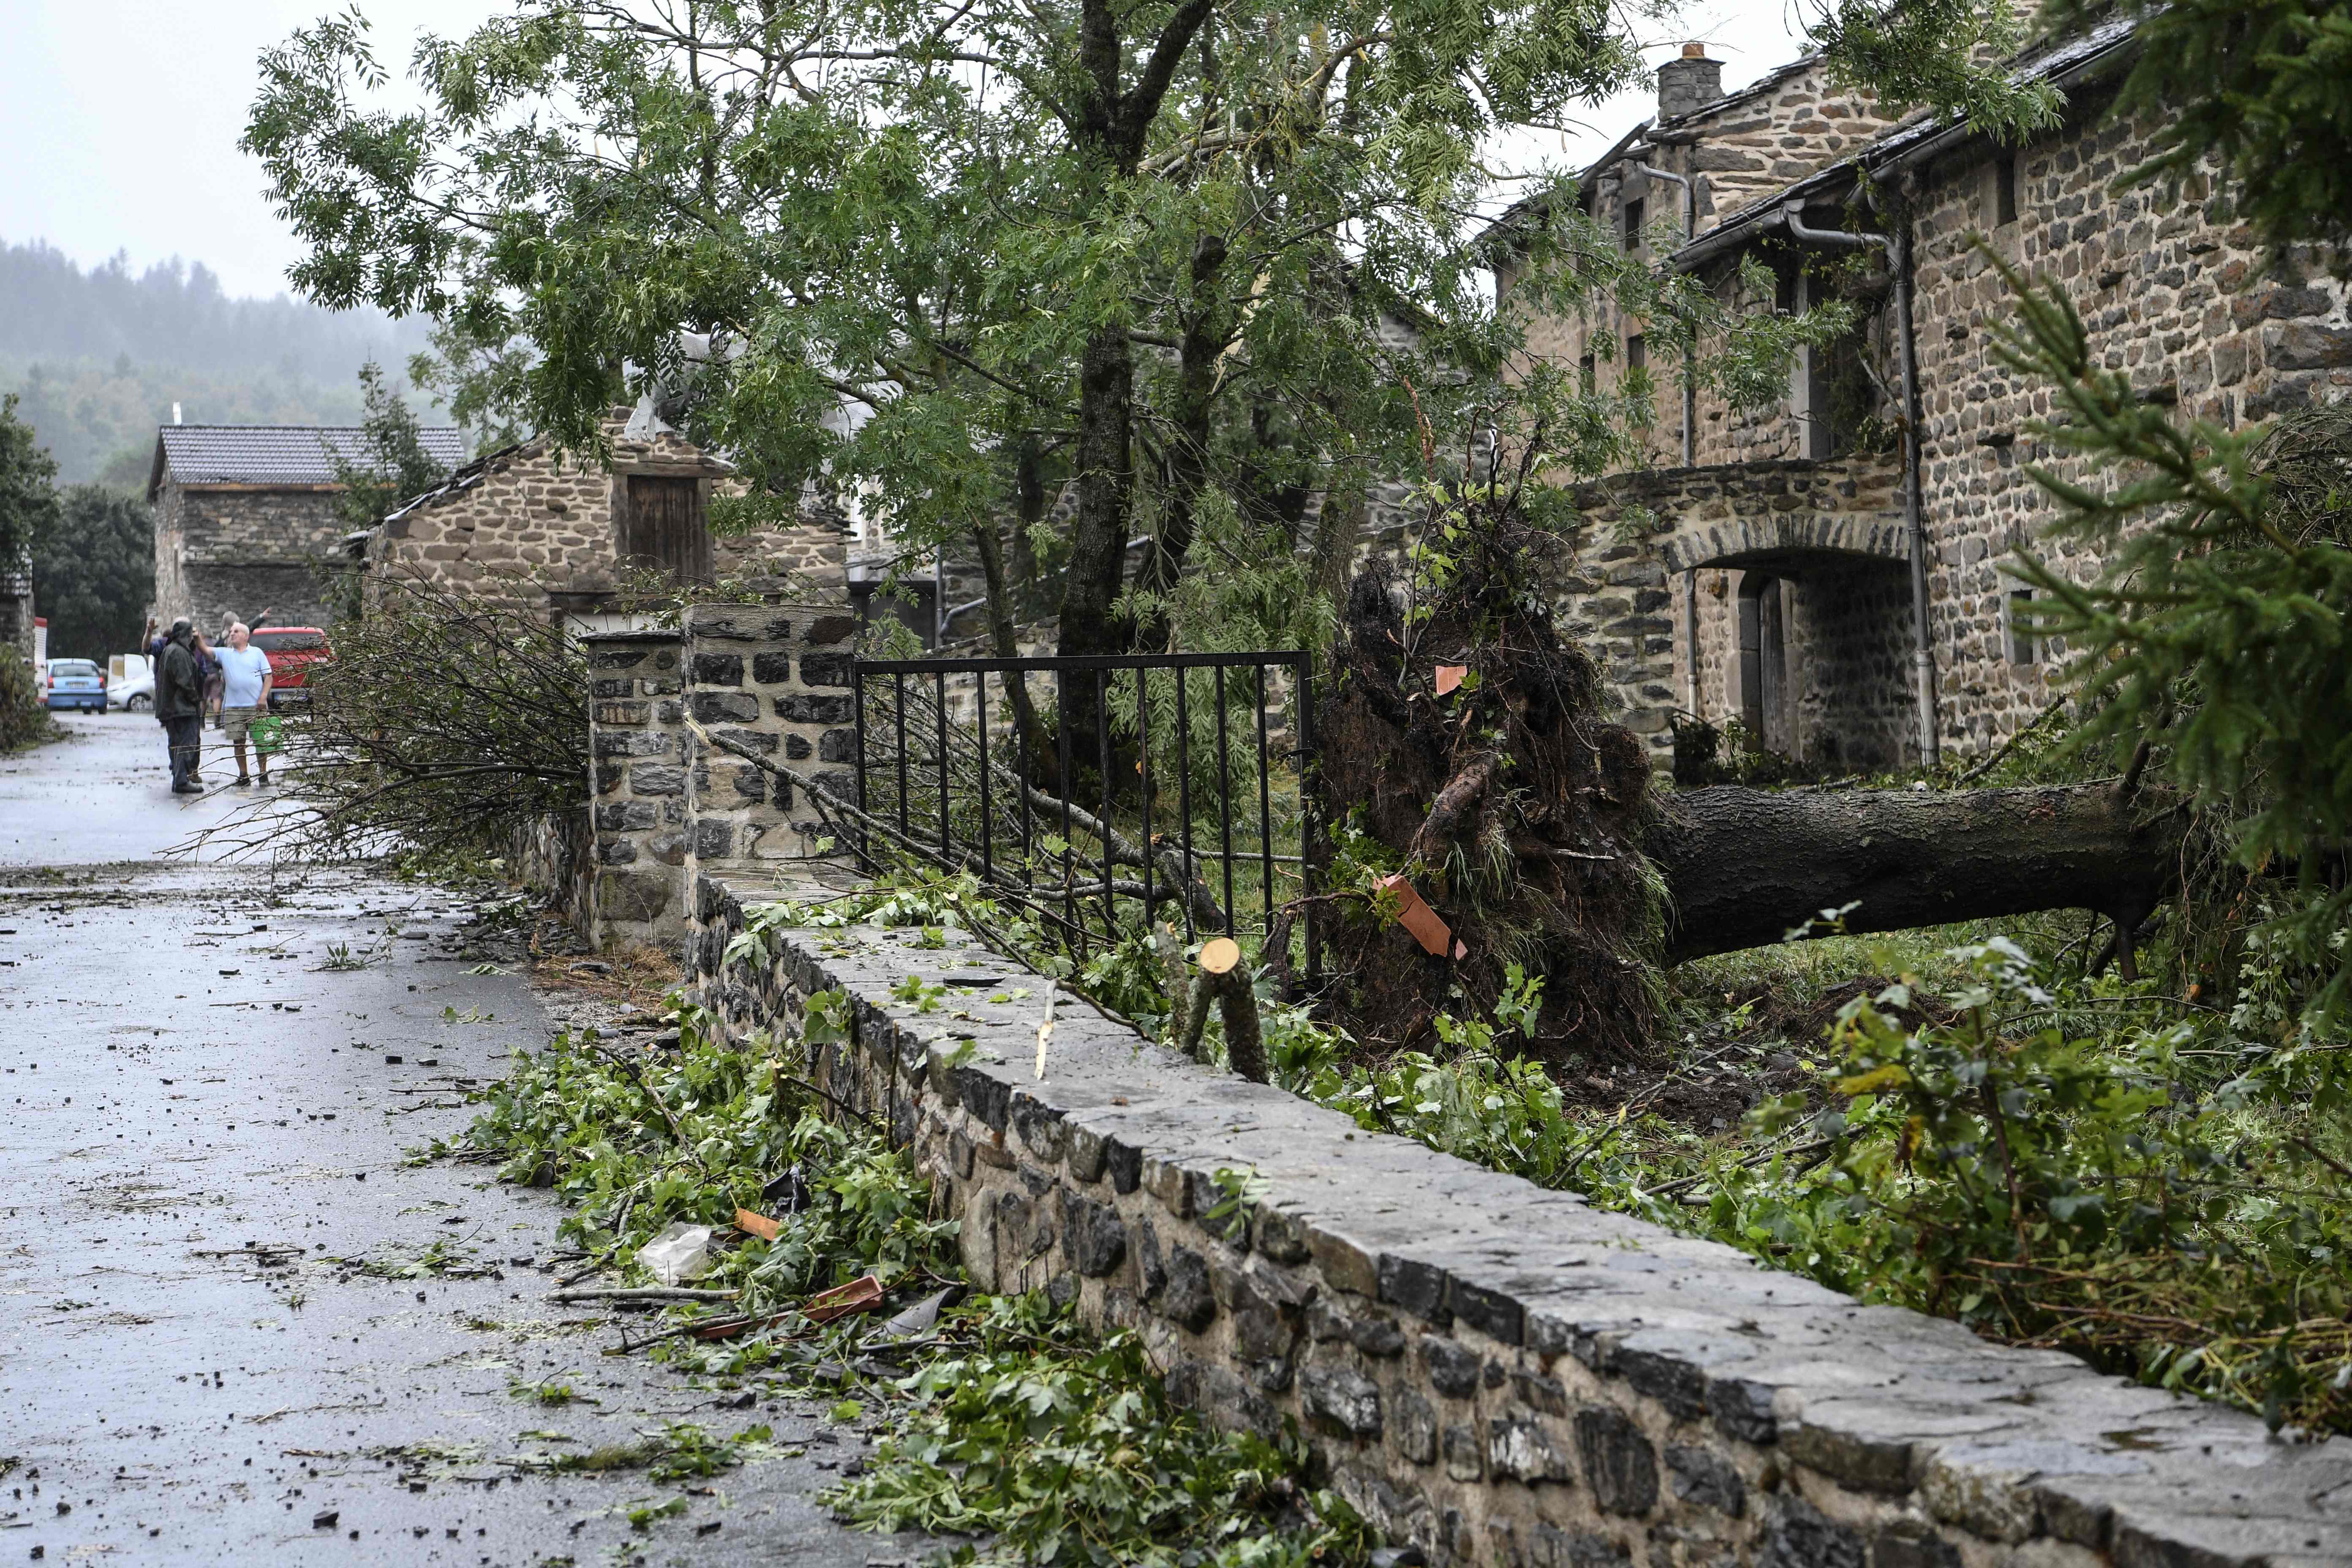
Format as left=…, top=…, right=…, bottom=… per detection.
left=251, top=626, right=333, bottom=708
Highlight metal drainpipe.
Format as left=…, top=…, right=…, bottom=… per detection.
left=1779, top=199, right=1941, bottom=768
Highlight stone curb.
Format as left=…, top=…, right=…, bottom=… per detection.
left=689, top=888, right=2352, bottom=1568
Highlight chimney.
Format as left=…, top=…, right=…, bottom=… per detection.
left=1657, top=43, right=1723, bottom=122
left=171, top=402, right=182, bottom=426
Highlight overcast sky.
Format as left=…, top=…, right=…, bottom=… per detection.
left=0, top=0, right=1811, bottom=305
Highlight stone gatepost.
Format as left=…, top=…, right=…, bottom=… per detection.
left=679, top=604, right=861, bottom=891
left=583, top=629, right=689, bottom=945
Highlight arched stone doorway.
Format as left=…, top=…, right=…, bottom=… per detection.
left=1696, top=546, right=1913, bottom=770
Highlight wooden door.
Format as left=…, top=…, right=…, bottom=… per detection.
left=621, top=476, right=713, bottom=583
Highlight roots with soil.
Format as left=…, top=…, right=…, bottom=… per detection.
left=1317, top=489, right=1664, bottom=1067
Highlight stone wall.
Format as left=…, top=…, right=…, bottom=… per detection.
left=1901, top=87, right=2352, bottom=754
left=585, top=631, right=690, bottom=946
left=1365, top=457, right=1909, bottom=762
left=510, top=808, right=594, bottom=934
left=1500, top=49, right=2352, bottom=769
left=683, top=890, right=2352, bottom=1568
left=678, top=603, right=861, bottom=883
left=572, top=606, right=864, bottom=947
left=150, top=481, right=348, bottom=632
left=372, top=411, right=847, bottom=615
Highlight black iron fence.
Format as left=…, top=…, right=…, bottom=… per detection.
left=850, top=651, right=1321, bottom=984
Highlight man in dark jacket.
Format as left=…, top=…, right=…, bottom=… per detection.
left=156, top=619, right=204, bottom=795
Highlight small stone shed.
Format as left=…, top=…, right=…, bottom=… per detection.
left=365, top=406, right=846, bottom=620
left=147, top=423, right=467, bottom=633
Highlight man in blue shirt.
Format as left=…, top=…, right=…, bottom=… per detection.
left=215, top=622, right=276, bottom=786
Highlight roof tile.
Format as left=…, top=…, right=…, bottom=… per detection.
left=156, top=424, right=468, bottom=488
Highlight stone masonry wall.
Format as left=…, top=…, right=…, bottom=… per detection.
left=678, top=604, right=861, bottom=888
left=1505, top=67, right=2352, bottom=768
left=585, top=631, right=689, bottom=946
left=1903, top=88, right=2352, bottom=754
left=373, top=412, right=846, bottom=613
left=150, top=480, right=348, bottom=632
left=684, top=890, right=2352, bottom=1568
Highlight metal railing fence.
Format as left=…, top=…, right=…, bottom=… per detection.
left=850, top=651, right=1321, bottom=987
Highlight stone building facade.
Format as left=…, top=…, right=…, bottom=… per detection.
left=368, top=404, right=846, bottom=621
left=146, top=424, right=466, bottom=633
left=1495, top=22, right=2352, bottom=768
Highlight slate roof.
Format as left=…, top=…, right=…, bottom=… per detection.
left=149, top=424, right=468, bottom=497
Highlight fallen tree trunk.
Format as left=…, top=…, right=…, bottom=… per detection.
left=1644, top=784, right=2185, bottom=964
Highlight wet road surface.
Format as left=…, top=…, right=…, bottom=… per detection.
left=0, top=718, right=933, bottom=1565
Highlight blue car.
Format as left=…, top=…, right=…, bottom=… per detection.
left=44, top=658, right=106, bottom=711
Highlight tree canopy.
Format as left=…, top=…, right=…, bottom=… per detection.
left=0, top=394, right=60, bottom=578
left=246, top=0, right=1829, bottom=662
left=32, top=487, right=153, bottom=661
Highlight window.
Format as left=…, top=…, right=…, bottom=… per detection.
left=1622, top=196, right=1646, bottom=250
left=1578, top=353, right=1596, bottom=393
left=620, top=474, right=714, bottom=583
left=1625, top=334, right=1646, bottom=371
left=250, top=630, right=326, bottom=653
left=1994, top=156, right=2019, bottom=227
left=2006, top=588, right=2037, bottom=665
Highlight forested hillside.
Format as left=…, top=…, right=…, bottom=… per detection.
left=0, top=238, right=434, bottom=485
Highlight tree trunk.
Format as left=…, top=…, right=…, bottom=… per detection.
left=970, top=516, right=1048, bottom=776
left=1645, top=783, right=2184, bottom=964
left=1061, top=322, right=1137, bottom=660
left=1133, top=231, right=1230, bottom=615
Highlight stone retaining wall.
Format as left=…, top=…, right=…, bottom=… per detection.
left=686, top=882, right=2352, bottom=1568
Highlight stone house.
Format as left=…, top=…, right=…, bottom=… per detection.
left=1490, top=22, right=2352, bottom=770
left=147, top=423, right=467, bottom=633
left=366, top=404, right=847, bottom=622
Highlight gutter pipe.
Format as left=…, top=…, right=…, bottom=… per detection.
left=1779, top=199, right=1941, bottom=769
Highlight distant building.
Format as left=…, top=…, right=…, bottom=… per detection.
left=362, top=403, right=846, bottom=625
left=147, top=423, right=466, bottom=633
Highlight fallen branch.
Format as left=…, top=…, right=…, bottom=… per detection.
left=547, top=1286, right=738, bottom=1305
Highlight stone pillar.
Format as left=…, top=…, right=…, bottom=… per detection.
left=681, top=604, right=860, bottom=888
left=584, top=630, right=689, bottom=945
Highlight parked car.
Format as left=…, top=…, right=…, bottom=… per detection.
left=44, top=658, right=106, bottom=712
left=109, top=653, right=153, bottom=712
left=252, top=627, right=333, bottom=708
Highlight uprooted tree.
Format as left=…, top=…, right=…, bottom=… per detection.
left=1314, top=464, right=2189, bottom=1065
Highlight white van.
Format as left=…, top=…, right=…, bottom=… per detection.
left=108, top=653, right=154, bottom=712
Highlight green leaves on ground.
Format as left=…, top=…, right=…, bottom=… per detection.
left=458, top=1006, right=953, bottom=1308
left=831, top=1295, right=1369, bottom=1568
left=454, top=987, right=1365, bottom=1562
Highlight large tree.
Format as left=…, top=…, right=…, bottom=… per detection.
left=31, top=487, right=153, bottom=661
left=245, top=0, right=1818, bottom=677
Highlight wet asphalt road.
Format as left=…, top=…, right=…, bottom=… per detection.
left=0, top=714, right=932, bottom=1565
